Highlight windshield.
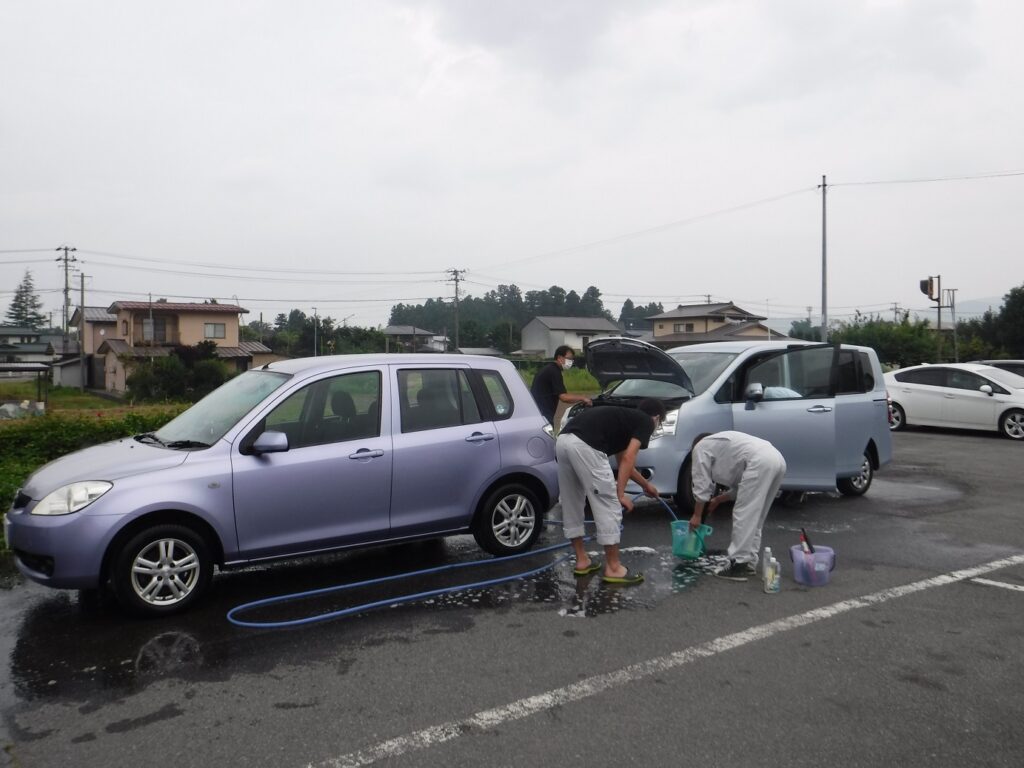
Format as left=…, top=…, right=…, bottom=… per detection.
left=607, top=379, right=691, bottom=399
left=155, top=370, right=291, bottom=446
left=667, top=351, right=738, bottom=395
left=983, top=368, right=1024, bottom=389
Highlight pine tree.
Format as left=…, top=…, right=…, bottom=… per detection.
left=5, top=270, right=47, bottom=328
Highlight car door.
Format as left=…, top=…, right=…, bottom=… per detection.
left=943, top=369, right=999, bottom=428
left=892, top=367, right=948, bottom=425
left=230, top=368, right=391, bottom=559
left=388, top=365, right=501, bottom=536
left=731, top=345, right=838, bottom=490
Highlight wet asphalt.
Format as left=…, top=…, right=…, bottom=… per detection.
left=1, top=429, right=1022, bottom=767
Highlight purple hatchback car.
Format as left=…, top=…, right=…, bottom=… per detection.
left=4, top=354, right=559, bottom=616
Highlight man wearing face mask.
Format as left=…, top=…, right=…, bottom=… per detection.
left=530, top=345, right=592, bottom=426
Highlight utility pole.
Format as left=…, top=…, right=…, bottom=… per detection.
left=946, top=288, right=959, bottom=362
left=55, top=245, right=77, bottom=353
left=79, top=273, right=87, bottom=391
left=312, top=306, right=318, bottom=356
left=891, top=303, right=901, bottom=322
left=447, top=268, right=465, bottom=350
left=818, top=176, right=828, bottom=342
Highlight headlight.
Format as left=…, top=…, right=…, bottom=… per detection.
left=33, top=481, right=113, bottom=516
left=651, top=408, right=679, bottom=440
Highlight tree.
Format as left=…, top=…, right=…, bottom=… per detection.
left=5, top=270, right=46, bottom=328
left=996, top=285, right=1024, bottom=356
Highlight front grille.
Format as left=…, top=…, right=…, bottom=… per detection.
left=14, top=549, right=54, bottom=577
left=13, top=491, right=31, bottom=510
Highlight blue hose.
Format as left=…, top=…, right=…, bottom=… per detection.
left=227, top=495, right=678, bottom=629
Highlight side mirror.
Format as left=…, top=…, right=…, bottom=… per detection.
left=979, top=384, right=993, bottom=396
left=744, top=382, right=765, bottom=402
left=253, top=430, right=289, bottom=454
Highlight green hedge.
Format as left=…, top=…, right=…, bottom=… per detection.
left=0, top=408, right=183, bottom=547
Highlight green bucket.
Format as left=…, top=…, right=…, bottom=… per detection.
left=672, top=522, right=713, bottom=559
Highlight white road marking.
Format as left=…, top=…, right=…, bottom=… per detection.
left=971, top=577, right=1024, bottom=593
left=308, top=553, right=1024, bottom=768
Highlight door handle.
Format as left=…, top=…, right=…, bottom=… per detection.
left=943, top=394, right=956, bottom=399
left=348, top=449, right=384, bottom=460
left=465, top=432, right=496, bottom=443
left=806, top=405, right=833, bottom=414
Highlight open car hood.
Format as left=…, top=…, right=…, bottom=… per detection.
left=585, top=337, right=694, bottom=392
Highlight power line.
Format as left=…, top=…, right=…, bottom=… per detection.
left=476, top=187, right=817, bottom=271
left=831, top=169, right=1024, bottom=187
left=77, top=248, right=441, bottom=276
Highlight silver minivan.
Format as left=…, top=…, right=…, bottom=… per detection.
left=564, top=338, right=893, bottom=511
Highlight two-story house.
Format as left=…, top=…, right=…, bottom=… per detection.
left=87, top=300, right=273, bottom=393
left=647, top=302, right=787, bottom=346
left=0, top=326, right=55, bottom=364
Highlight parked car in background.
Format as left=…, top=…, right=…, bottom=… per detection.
left=4, top=354, right=559, bottom=616
left=563, top=338, right=893, bottom=512
left=884, top=363, right=1024, bottom=440
left=970, top=360, right=1024, bottom=378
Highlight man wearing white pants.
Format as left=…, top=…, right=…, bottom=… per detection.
left=688, top=431, right=787, bottom=581
left=556, top=399, right=665, bottom=585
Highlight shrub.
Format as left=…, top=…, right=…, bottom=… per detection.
left=0, top=408, right=183, bottom=547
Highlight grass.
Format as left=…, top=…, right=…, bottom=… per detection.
left=519, top=366, right=601, bottom=394
left=0, top=381, right=117, bottom=410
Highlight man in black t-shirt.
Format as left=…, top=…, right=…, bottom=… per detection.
left=529, top=345, right=592, bottom=425
left=556, top=398, right=666, bottom=586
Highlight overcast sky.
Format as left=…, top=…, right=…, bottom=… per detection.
left=2, top=0, right=1022, bottom=332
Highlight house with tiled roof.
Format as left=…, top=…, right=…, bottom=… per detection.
left=646, top=302, right=789, bottom=346
left=86, top=300, right=272, bottom=393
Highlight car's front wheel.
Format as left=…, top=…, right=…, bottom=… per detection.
left=999, top=409, right=1024, bottom=440
left=111, top=524, right=213, bottom=617
left=473, top=484, right=542, bottom=556
left=890, top=403, right=906, bottom=431
left=837, top=452, right=874, bottom=496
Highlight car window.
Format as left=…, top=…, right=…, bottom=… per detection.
left=479, top=370, right=514, bottom=419
left=668, top=351, right=738, bottom=395
left=948, top=370, right=987, bottom=392
left=836, top=350, right=875, bottom=394
left=744, top=346, right=834, bottom=400
left=893, top=368, right=947, bottom=387
left=608, top=379, right=691, bottom=399
left=399, top=369, right=483, bottom=432
left=982, top=367, right=1024, bottom=390
left=254, top=370, right=382, bottom=450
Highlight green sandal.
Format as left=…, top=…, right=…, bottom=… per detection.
left=573, top=560, right=602, bottom=576
left=601, top=568, right=644, bottom=586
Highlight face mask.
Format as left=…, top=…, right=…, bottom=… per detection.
left=562, top=359, right=574, bottom=370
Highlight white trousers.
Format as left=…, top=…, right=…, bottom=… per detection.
left=555, top=433, right=623, bottom=546
left=728, top=452, right=787, bottom=566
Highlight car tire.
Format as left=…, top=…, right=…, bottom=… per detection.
left=837, top=452, right=873, bottom=496
left=999, top=409, right=1024, bottom=441
left=473, top=484, right=543, bottom=557
left=674, top=458, right=696, bottom=516
left=111, top=524, right=213, bottom=617
left=890, top=403, right=907, bottom=431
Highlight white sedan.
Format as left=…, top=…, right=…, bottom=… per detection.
left=884, top=363, right=1024, bottom=440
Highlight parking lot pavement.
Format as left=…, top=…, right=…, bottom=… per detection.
left=1, top=429, right=1022, bottom=767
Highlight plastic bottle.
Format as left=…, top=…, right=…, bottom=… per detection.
left=765, top=557, right=781, bottom=593
left=762, top=547, right=773, bottom=580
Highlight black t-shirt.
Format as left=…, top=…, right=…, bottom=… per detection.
left=530, top=362, right=566, bottom=423
left=561, top=406, right=655, bottom=456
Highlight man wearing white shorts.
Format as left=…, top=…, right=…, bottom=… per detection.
left=556, top=398, right=665, bottom=585
left=688, top=431, right=787, bottom=581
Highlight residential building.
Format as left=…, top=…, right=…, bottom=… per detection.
left=647, top=302, right=788, bottom=346
left=90, top=300, right=271, bottom=393
left=0, top=326, right=54, bottom=364
left=520, top=316, right=622, bottom=358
